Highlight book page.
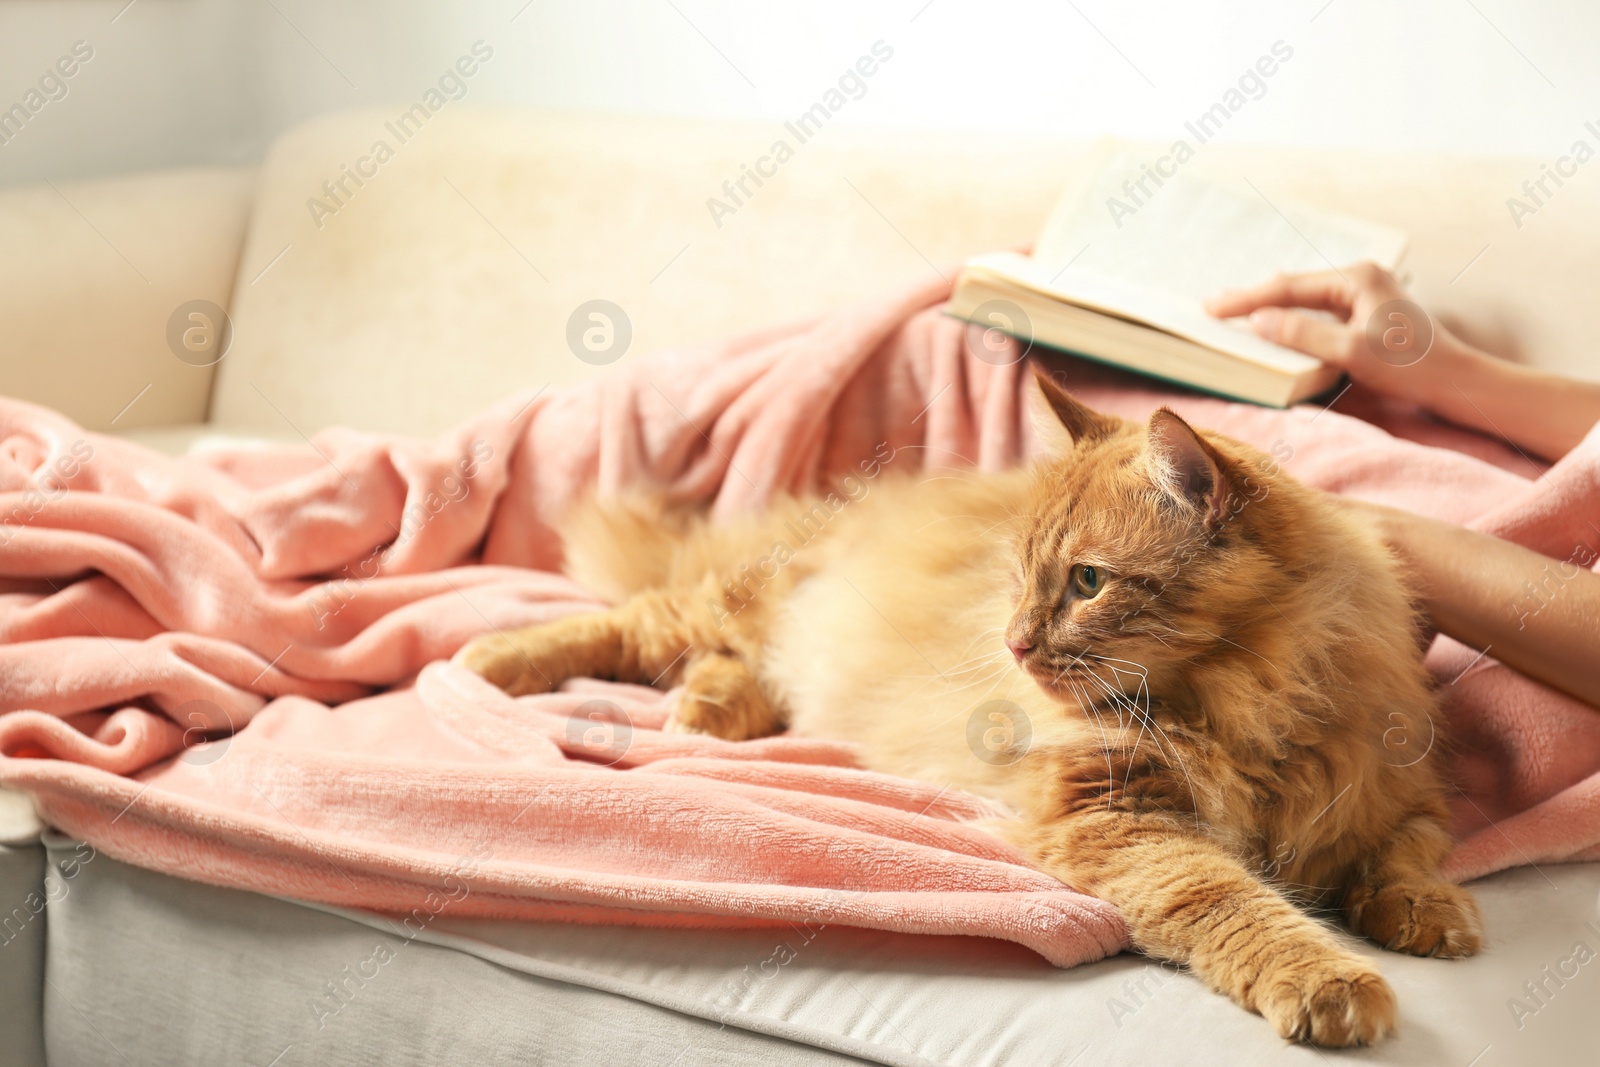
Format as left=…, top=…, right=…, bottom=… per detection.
left=965, top=252, right=1324, bottom=375
left=1033, top=145, right=1408, bottom=300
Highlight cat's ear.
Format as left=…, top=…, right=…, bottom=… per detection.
left=1146, top=409, right=1232, bottom=528
left=1030, top=365, right=1119, bottom=449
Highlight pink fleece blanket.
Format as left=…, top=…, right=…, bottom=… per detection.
left=2, top=274, right=1598, bottom=968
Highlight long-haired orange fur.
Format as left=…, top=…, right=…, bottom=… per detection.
left=461, top=367, right=1480, bottom=1047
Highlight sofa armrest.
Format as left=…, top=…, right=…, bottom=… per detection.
left=0, top=166, right=255, bottom=432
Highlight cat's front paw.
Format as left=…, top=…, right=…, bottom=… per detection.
left=457, top=632, right=555, bottom=696
left=1347, top=879, right=1483, bottom=958
left=1255, top=952, right=1396, bottom=1047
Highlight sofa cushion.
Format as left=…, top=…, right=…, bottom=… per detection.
left=0, top=167, right=255, bottom=432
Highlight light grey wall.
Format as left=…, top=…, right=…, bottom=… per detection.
left=0, top=0, right=256, bottom=184
left=0, top=0, right=1594, bottom=187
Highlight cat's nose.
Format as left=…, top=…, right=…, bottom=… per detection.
left=1006, top=638, right=1033, bottom=662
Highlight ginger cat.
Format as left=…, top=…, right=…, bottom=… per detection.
left=461, top=368, right=1481, bottom=1047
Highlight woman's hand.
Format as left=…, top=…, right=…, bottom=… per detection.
left=1203, top=262, right=1469, bottom=407
left=1207, top=263, right=1600, bottom=461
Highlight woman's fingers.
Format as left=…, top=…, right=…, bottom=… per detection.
left=1246, top=307, right=1354, bottom=365
left=1203, top=270, right=1357, bottom=320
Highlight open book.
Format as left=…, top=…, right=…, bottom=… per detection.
left=946, top=148, right=1408, bottom=407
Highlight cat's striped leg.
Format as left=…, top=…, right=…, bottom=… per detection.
left=1025, top=811, right=1398, bottom=1047
left=459, top=588, right=705, bottom=696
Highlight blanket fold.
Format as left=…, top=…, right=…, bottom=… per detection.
left=2, top=275, right=1597, bottom=967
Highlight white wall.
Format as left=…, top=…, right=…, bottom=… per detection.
left=1, top=0, right=1593, bottom=187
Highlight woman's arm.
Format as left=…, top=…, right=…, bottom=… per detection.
left=1206, top=264, right=1600, bottom=462
left=1339, top=497, right=1600, bottom=710
left=1415, top=347, right=1600, bottom=464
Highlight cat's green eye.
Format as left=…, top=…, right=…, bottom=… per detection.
left=1071, top=564, right=1104, bottom=599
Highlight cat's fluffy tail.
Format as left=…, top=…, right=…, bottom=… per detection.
left=559, top=494, right=697, bottom=603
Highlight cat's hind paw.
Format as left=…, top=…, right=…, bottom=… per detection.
left=667, top=652, right=786, bottom=741
left=661, top=712, right=708, bottom=736
left=1347, top=879, right=1483, bottom=959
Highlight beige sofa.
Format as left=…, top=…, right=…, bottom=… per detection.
left=3, top=107, right=1595, bottom=455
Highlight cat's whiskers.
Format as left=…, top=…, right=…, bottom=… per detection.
left=944, top=627, right=1009, bottom=666
left=911, top=509, right=994, bottom=536
left=1066, top=676, right=1117, bottom=812
left=1080, top=660, right=1201, bottom=824
left=910, top=510, right=1022, bottom=544
left=937, top=645, right=1016, bottom=690
left=1114, top=681, right=1154, bottom=790
left=1093, top=653, right=1151, bottom=686
left=912, top=639, right=1018, bottom=720
left=1124, top=618, right=1188, bottom=650
left=1041, top=651, right=1124, bottom=734
left=962, top=513, right=1024, bottom=548
left=1079, top=665, right=1147, bottom=753
left=884, top=444, right=979, bottom=467
left=934, top=668, right=1014, bottom=707
left=949, top=654, right=1014, bottom=681
left=1214, top=632, right=1274, bottom=667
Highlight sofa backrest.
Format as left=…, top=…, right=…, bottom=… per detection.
left=207, top=108, right=1088, bottom=436
left=212, top=108, right=1599, bottom=438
